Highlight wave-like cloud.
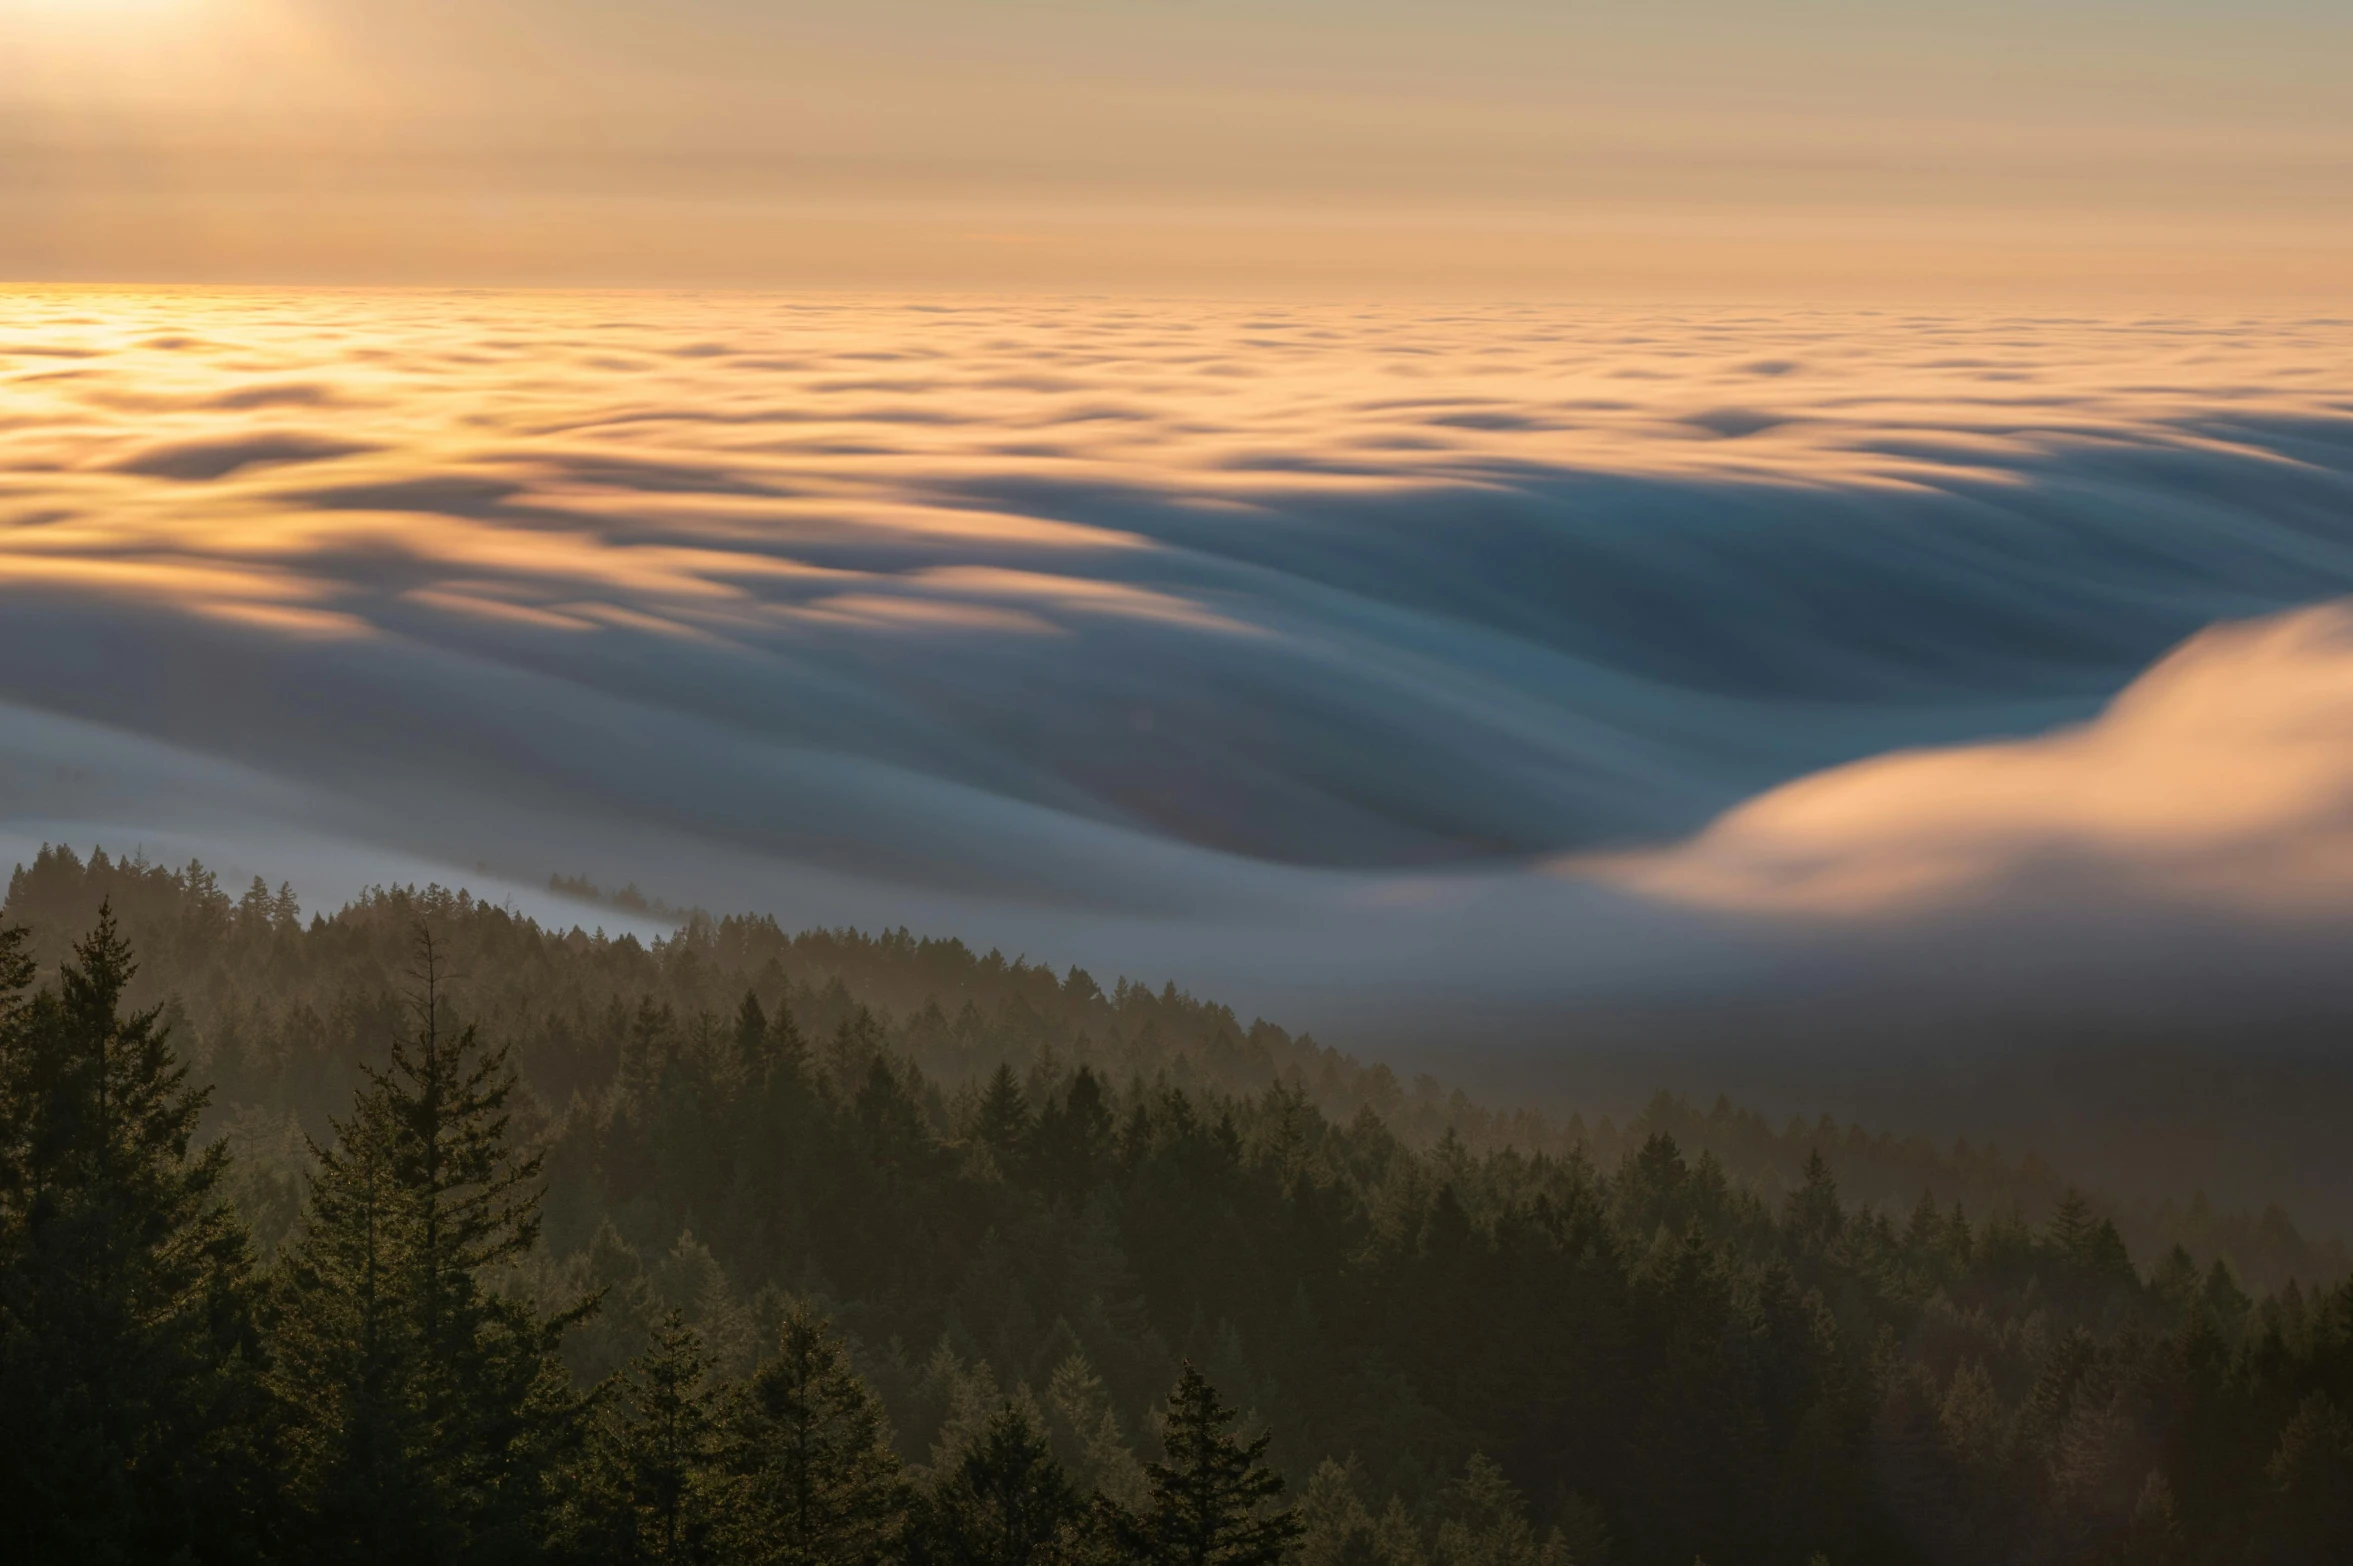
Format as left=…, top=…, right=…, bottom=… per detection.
left=5, top=291, right=2353, bottom=1029
left=1603, top=602, right=2353, bottom=917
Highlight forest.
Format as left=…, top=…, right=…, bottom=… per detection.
left=3, top=844, right=2351, bottom=1565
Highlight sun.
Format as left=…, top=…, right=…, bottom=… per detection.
left=1, top=0, right=212, bottom=47
left=4, top=0, right=202, bottom=10
left=1, top=0, right=236, bottom=41
left=1, top=0, right=202, bottom=20
left=1, top=0, right=295, bottom=97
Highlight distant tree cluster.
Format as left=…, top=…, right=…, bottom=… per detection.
left=3, top=848, right=2352, bottom=1563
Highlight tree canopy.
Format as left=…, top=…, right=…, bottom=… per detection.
left=3, top=852, right=2351, bottom=1565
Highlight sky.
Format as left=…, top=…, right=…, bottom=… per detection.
left=4, top=0, right=2350, bottom=296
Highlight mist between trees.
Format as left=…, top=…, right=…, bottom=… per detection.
left=4, top=844, right=2352, bottom=1564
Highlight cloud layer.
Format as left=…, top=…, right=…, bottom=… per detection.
left=5, top=291, right=2353, bottom=1032
left=1601, top=600, right=2353, bottom=916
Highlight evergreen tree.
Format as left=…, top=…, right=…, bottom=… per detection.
left=562, top=1310, right=726, bottom=1564
left=917, top=1401, right=1090, bottom=1566
left=1784, top=1152, right=1843, bottom=1254
left=2049, top=1192, right=2096, bottom=1261
left=1432, top=1455, right=1542, bottom=1566
left=2199, top=1259, right=2252, bottom=1336
left=2112, top=1472, right=2190, bottom=1566
left=1296, top=1460, right=1378, bottom=1566
left=1123, top=1363, right=1303, bottom=1566
left=270, top=925, right=583, bottom=1563
left=0, top=908, right=268, bottom=1563
left=1031, top=1068, right=1113, bottom=1201
left=269, top=1070, right=430, bottom=1558
left=975, top=1063, right=1033, bottom=1178
left=1549, top=1495, right=1614, bottom=1566
left=734, top=993, right=773, bottom=1074
left=2251, top=1392, right=2353, bottom=1565
left=721, top=1302, right=909, bottom=1566
left=1045, top=1352, right=1147, bottom=1511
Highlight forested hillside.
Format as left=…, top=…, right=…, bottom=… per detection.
left=9, top=846, right=2336, bottom=1290
left=5, top=844, right=2353, bottom=1564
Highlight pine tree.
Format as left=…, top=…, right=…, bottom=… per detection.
left=2148, top=1245, right=2203, bottom=1322
left=562, top=1311, right=726, bottom=1564
left=2114, top=1472, right=2189, bottom=1566
left=1031, top=1068, right=1114, bottom=1201
left=2252, top=1392, right=2353, bottom=1565
left=270, top=924, right=584, bottom=1563
left=1433, top=1455, right=1540, bottom=1566
left=1297, top=1460, right=1378, bottom=1566
left=268, top=1070, right=431, bottom=1559
left=1046, top=1351, right=1147, bottom=1511
left=974, top=1064, right=1033, bottom=1178
left=917, top=1401, right=1089, bottom=1566
left=0, top=907, right=269, bottom=1563
left=2199, top=1260, right=2251, bottom=1337
left=1369, top=1497, right=1427, bottom=1566
left=734, top=992, right=772, bottom=1074
left=1784, top=1152, right=1843, bottom=1254
left=238, top=876, right=276, bottom=933
left=2049, top=1192, right=2095, bottom=1260
left=1550, top=1494, right=1614, bottom=1566
left=1123, top=1363, right=1303, bottom=1566
left=721, top=1302, right=909, bottom=1566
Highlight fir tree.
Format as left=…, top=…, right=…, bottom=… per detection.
left=2049, top=1192, right=2095, bottom=1260
left=270, top=924, right=584, bottom=1563
left=917, top=1401, right=1089, bottom=1566
left=562, top=1310, right=726, bottom=1564
left=1433, top=1455, right=1541, bottom=1566
left=1296, top=1460, right=1378, bottom=1566
left=2199, top=1259, right=2252, bottom=1336
left=1784, top=1152, right=1843, bottom=1254
left=733, top=993, right=772, bottom=1075
left=1031, top=1068, right=1114, bottom=1201
left=721, top=1302, right=909, bottom=1566
left=1045, top=1351, right=1146, bottom=1511
left=2114, top=1472, right=2190, bottom=1566
left=2252, top=1392, right=2353, bottom=1565
left=974, top=1064, right=1033, bottom=1178
left=1123, top=1363, right=1303, bottom=1566
left=0, top=908, right=268, bottom=1563
left=1550, top=1495, right=1615, bottom=1566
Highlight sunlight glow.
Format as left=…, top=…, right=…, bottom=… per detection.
left=1, top=1, right=2345, bottom=296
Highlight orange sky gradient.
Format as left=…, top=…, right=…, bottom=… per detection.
left=4, top=0, right=2349, bottom=300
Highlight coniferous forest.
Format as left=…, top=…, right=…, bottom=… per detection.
left=5, top=846, right=2353, bottom=1565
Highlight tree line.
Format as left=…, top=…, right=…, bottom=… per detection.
left=3, top=851, right=2353, bottom=1563
left=7, top=844, right=2334, bottom=1291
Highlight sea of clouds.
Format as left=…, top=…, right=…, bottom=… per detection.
left=5, top=291, right=2353, bottom=1071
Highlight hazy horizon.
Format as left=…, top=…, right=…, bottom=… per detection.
left=6, top=0, right=2350, bottom=300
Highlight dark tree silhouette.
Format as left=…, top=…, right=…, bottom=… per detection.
left=1124, top=1363, right=1302, bottom=1566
